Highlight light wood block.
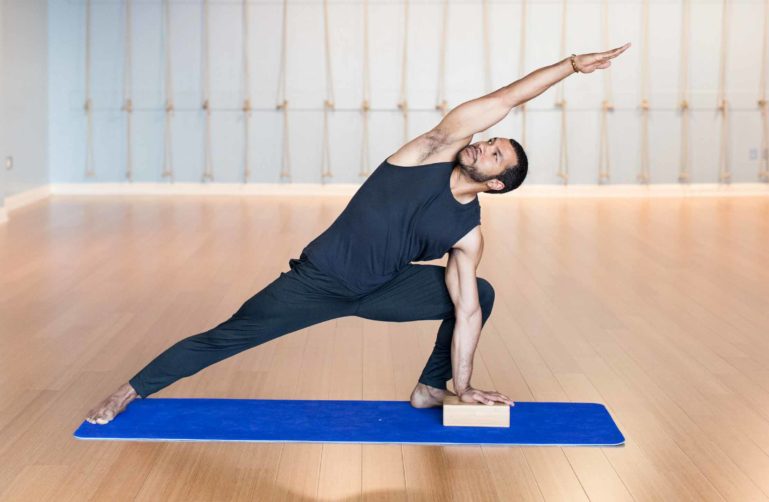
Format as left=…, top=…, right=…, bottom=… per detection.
left=442, top=395, right=511, bottom=428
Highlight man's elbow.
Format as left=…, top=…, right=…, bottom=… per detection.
left=454, top=305, right=483, bottom=324
left=499, top=83, right=524, bottom=109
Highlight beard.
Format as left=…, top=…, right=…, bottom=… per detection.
left=457, top=146, right=498, bottom=184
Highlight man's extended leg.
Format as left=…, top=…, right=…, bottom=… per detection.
left=128, top=264, right=360, bottom=398
left=355, top=263, right=495, bottom=399
left=86, top=258, right=359, bottom=424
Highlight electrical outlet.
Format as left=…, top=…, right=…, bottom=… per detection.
left=4, top=156, right=12, bottom=170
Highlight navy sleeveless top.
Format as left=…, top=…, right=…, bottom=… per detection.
left=300, top=158, right=481, bottom=294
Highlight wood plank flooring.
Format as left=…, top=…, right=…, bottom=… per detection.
left=0, top=193, right=767, bottom=501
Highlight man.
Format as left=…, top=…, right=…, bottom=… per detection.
left=86, top=43, right=629, bottom=424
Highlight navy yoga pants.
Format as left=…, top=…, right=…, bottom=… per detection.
left=128, top=253, right=495, bottom=398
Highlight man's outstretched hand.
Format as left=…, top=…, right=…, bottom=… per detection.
left=575, top=42, right=631, bottom=74
left=458, top=386, right=515, bottom=406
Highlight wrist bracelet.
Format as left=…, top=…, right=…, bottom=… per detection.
left=570, top=54, right=580, bottom=73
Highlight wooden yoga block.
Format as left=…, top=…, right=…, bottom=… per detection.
left=442, top=395, right=510, bottom=428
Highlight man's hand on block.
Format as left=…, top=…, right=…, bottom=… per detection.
left=442, top=395, right=511, bottom=428
left=458, top=387, right=515, bottom=406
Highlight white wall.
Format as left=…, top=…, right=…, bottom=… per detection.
left=1, top=0, right=49, bottom=200
left=47, top=0, right=769, bottom=185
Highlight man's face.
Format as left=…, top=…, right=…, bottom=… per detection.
left=456, top=137, right=517, bottom=184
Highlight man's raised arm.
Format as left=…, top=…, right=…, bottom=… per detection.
left=432, top=43, right=631, bottom=146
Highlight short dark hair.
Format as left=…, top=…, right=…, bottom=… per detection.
left=484, top=138, right=528, bottom=194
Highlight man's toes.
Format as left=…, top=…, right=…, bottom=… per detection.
left=95, top=413, right=112, bottom=425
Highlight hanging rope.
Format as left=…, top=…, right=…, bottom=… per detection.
left=320, top=0, right=335, bottom=182
left=83, top=0, right=95, bottom=178
left=757, top=0, right=768, bottom=182
left=435, top=0, right=449, bottom=117
left=162, top=0, right=175, bottom=182
left=555, top=0, right=568, bottom=184
left=122, top=0, right=134, bottom=182
left=482, top=0, right=492, bottom=95
left=678, top=0, right=691, bottom=183
left=201, top=0, right=214, bottom=182
left=359, top=0, right=372, bottom=177
left=479, top=0, right=491, bottom=141
left=276, top=0, right=291, bottom=180
left=398, top=0, right=410, bottom=144
left=597, top=0, right=614, bottom=184
left=514, top=0, right=528, bottom=149
left=637, top=0, right=651, bottom=184
left=716, top=0, right=731, bottom=183
left=242, top=0, right=253, bottom=183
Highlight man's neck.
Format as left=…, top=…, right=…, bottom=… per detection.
left=450, top=166, right=480, bottom=204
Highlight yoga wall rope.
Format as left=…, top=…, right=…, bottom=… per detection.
left=241, top=0, right=253, bottom=183
left=435, top=0, right=449, bottom=118
left=716, top=0, right=731, bottom=183
left=478, top=0, right=491, bottom=141
left=162, top=0, right=175, bottom=182
left=276, top=0, right=291, bottom=180
left=514, top=0, right=528, bottom=149
left=83, top=1, right=769, bottom=185
left=678, top=0, right=691, bottom=183
left=637, top=0, right=650, bottom=184
left=201, top=0, right=214, bottom=182
left=121, top=0, right=133, bottom=182
left=83, top=0, right=95, bottom=178
left=758, top=0, right=768, bottom=182
left=398, top=0, right=410, bottom=144
left=555, top=0, right=569, bottom=184
left=597, top=0, right=614, bottom=184
left=320, top=0, right=335, bottom=181
left=359, top=0, right=372, bottom=177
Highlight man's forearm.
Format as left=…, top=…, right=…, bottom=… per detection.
left=501, top=56, right=576, bottom=108
left=451, top=309, right=483, bottom=395
left=435, top=57, right=577, bottom=143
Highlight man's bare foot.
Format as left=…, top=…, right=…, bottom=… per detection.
left=85, top=382, right=139, bottom=425
left=410, top=382, right=456, bottom=408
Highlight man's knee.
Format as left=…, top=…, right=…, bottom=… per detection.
left=477, top=277, right=495, bottom=315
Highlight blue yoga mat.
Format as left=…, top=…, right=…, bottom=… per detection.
left=74, top=398, right=624, bottom=446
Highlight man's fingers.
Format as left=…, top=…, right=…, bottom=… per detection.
left=608, top=42, right=631, bottom=57
left=493, top=392, right=515, bottom=405
left=598, top=44, right=629, bottom=61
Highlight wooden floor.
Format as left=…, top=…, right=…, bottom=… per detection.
left=1, top=193, right=768, bottom=501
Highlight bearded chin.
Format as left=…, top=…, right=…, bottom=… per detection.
left=458, top=161, right=493, bottom=184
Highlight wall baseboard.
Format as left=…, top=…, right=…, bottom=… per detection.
left=6, top=185, right=51, bottom=209
left=49, top=182, right=769, bottom=198
left=2, top=180, right=767, bottom=226
left=0, top=185, right=51, bottom=224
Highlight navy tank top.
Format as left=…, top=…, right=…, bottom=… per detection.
left=300, top=158, right=481, bottom=295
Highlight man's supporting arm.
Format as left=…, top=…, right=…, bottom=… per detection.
left=445, top=227, right=484, bottom=395
left=445, top=227, right=514, bottom=406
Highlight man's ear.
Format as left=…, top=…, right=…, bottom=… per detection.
left=486, top=179, right=505, bottom=191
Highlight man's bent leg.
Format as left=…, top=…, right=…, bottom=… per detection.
left=355, top=264, right=495, bottom=391
left=416, top=282, right=494, bottom=390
